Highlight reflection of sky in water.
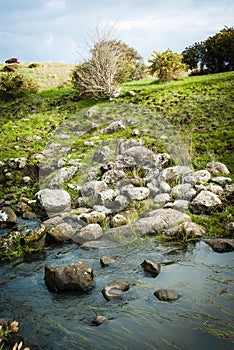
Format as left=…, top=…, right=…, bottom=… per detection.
left=0, top=240, right=233, bottom=350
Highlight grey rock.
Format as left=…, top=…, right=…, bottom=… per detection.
left=154, top=289, right=180, bottom=301
left=23, top=225, right=46, bottom=250
left=206, top=161, right=230, bottom=175
left=100, top=256, right=116, bottom=267
left=111, top=214, right=127, bottom=227
left=190, top=190, right=222, bottom=214
left=48, top=223, right=74, bottom=242
left=80, top=181, right=108, bottom=198
left=212, top=176, right=232, bottom=186
left=121, top=186, right=150, bottom=200
left=166, top=221, right=205, bottom=240
left=164, top=199, right=190, bottom=212
left=102, top=280, right=130, bottom=301
left=181, top=170, right=211, bottom=185
left=100, top=120, right=126, bottom=134
left=106, top=194, right=130, bottom=213
left=160, top=166, right=192, bottom=183
left=105, top=208, right=191, bottom=238
left=102, top=169, right=126, bottom=185
left=36, top=189, right=71, bottom=216
left=0, top=207, right=17, bottom=225
left=93, top=146, right=112, bottom=163
left=72, top=223, right=103, bottom=244
left=44, top=261, right=95, bottom=292
left=171, top=183, right=196, bottom=201
left=96, top=189, right=119, bottom=206
left=154, top=193, right=171, bottom=205
left=47, top=166, right=78, bottom=189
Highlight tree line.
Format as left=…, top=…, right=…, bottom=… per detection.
left=0, top=26, right=233, bottom=100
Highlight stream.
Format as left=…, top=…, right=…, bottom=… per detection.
left=0, top=235, right=233, bottom=350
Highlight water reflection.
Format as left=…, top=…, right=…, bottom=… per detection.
left=0, top=240, right=233, bottom=350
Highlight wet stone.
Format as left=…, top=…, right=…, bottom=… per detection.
left=154, top=289, right=180, bottom=302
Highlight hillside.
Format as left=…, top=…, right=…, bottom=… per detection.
left=0, top=68, right=233, bottom=236
left=0, top=62, right=75, bottom=90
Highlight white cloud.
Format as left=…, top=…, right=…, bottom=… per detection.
left=44, top=0, right=67, bottom=9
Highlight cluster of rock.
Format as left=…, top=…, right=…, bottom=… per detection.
left=35, top=138, right=233, bottom=245
left=0, top=119, right=233, bottom=261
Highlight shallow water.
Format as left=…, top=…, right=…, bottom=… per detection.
left=0, top=238, right=233, bottom=350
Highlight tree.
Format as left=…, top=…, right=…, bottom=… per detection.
left=72, top=28, right=145, bottom=99
left=182, top=42, right=206, bottom=73
left=182, top=26, right=234, bottom=74
left=204, top=26, right=234, bottom=73
left=148, top=49, right=187, bottom=81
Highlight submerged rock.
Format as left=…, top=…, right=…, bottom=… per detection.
left=91, top=315, right=108, bottom=326
left=102, top=280, right=130, bottom=301
left=154, top=289, right=180, bottom=301
left=100, top=255, right=116, bottom=267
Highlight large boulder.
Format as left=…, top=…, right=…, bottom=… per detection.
left=44, top=261, right=95, bottom=292
left=36, top=189, right=71, bottom=216
left=105, top=208, right=191, bottom=238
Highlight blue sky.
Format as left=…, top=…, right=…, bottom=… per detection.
left=0, top=0, right=233, bottom=63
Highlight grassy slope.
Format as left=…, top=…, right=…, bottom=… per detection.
left=0, top=67, right=233, bottom=236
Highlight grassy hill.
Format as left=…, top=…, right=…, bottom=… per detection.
left=0, top=67, right=233, bottom=236
left=0, top=62, right=75, bottom=90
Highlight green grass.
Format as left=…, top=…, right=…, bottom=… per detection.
left=118, top=72, right=234, bottom=172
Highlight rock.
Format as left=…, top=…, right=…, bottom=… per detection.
left=141, top=259, right=161, bottom=277
left=47, top=166, right=78, bottom=189
left=160, top=166, right=192, bottom=183
left=195, top=184, right=224, bottom=196
left=93, top=146, right=112, bottom=163
left=171, top=183, right=197, bottom=201
left=23, top=225, right=46, bottom=250
left=79, top=210, right=106, bottom=224
left=121, top=186, right=150, bottom=201
left=48, top=223, right=74, bottom=242
left=154, top=193, right=171, bottom=205
left=44, top=261, right=95, bottom=292
left=80, top=240, right=118, bottom=250
left=96, top=189, right=119, bottom=206
left=100, top=120, right=126, bottom=134
left=91, top=315, right=108, bottom=326
left=154, top=289, right=180, bottom=301
left=102, top=280, right=130, bottom=301
left=72, top=223, right=103, bottom=244
left=36, top=189, right=71, bottom=216
left=102, top=169, right=126, bottom=185
left=105, top=208, right=191, bottom=238
left=203, top=239, right=234, bottom=253
left=22, top=176, right=31, bottom=183
left=166, top=221, right=205, bottom=240
left=181, top=170, right=211, bottom=185
left=0, top=209, right=8, bottom=222
left=212, top=176, right=232, bottom=186
left=189, top=190, right=222, bottom=214
left=106, top=194, right=130, bottom=213
left=124, top=146, right=156, bottom=168
left=1, top=207, right=17, bottom=225
left=80, top=180, right=108, bottom=198
left=164, top=199, right=190, bottom=212
left=100, top=256, right=116, bottom=267
left=111, top=214, right=127, bottom=227
left=206, top=161, right=230, bottom=175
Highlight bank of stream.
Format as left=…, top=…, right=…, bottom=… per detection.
left=0, top=236, right=233, bottom=350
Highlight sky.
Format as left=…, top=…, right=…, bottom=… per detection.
left=0, top=0, right=233, bottom=64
